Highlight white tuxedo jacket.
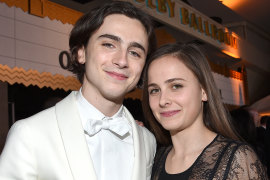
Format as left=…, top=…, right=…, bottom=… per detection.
left=0, top=92, right=156, bottom=180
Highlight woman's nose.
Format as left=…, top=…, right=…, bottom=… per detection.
left=159, top=91, right=171, bottom=107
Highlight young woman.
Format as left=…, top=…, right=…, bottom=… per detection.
left=142, top=43, right=268, bottom=179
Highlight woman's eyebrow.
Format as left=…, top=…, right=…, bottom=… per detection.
left=165, top=78, right=185, bottom=84
left=147, top=83, right=157, bottom=88
left=147, top=78, right=185, bottom=87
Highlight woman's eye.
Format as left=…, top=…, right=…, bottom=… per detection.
left=172, top=84, right=183, bottom=89
left=149, top=88, right=159, bottom=95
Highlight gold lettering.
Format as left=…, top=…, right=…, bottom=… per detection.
left=166, top=0, right=175, bottom=17
left=190, top=13, right=198, bottom=30
left=231, top=36, right=237, bottom=48
left=211, top=24, right=218, bottom=39
left=157, top=0, right=167, bottom=13
left=204, top=21, right=210, bottom=36
left=217, top=29, right=224, bottom=42
left=180, top=8, right=189, bottom=25
left=198, top=17, right=204, bottom=33
left=224, top=32, right=231, bottom=45
left=147, top=0, right=156, bottom=9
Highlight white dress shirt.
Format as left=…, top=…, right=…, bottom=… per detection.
left=76, top=89, right=134, bottom=180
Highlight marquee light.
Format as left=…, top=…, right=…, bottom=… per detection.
left=222, top=49, right=240, bottom=59
left=219, top=0, right=245, bottom=10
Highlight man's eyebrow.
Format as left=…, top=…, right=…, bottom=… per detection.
left=130, top=42, right=146, bottom=53
left=98, top=34, right=146, bottom=53
left=98, top=34, right=121, bottom=42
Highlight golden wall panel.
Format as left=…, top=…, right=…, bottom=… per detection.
left=155, top=28, right=176, bottom=47
left=0, top=0, right=246, bottom=102
left=43, top=0, right=83, bottom=25
left=208, top=60, right=243, bottom=80
left=0, top=64, right=81, bottom=91
left=29, top=0, right=43, bottom=17
left=125, top=88, right=142, bottom=100
left=1, top=0, right=83, bottom=25
left=0, top=0, right=28, bottom=12
left=229, top=69, right=242, bottom=80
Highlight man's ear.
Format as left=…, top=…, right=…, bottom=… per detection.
left=201, top=88, right=208, bottom=102
left=78, top=47, right=86, bottom=64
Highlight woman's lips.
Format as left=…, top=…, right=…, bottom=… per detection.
left=160, top=110, right=180, bottom=117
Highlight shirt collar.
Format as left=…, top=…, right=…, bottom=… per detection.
left=76, top=88, right=125, bottom=128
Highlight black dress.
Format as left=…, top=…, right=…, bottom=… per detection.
left=151, top=135, right=268, bottom=180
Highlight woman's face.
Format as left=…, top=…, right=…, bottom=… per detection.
left=147, top=55, right=207, bottom=133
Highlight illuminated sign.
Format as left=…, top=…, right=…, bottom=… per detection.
left=179, top=7, right=237, bottom=48
left=132, top=0, right=239, bottom=51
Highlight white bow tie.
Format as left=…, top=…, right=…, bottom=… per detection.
left=85, top=117, right=130, bottom=137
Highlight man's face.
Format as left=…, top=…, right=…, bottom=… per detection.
left=249, top=109, right=261, bottom=127
left=78, top=14, right=148, bottom=104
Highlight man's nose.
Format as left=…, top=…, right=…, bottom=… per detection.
left=112, top=50, right=128, bottom=68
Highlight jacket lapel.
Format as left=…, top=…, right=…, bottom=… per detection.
left=124, top=107, right=146, bottom=180
left=55, top=92, right=97, bottom=180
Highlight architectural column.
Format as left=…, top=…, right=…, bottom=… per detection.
left=0, top=81, right=9, bottom=153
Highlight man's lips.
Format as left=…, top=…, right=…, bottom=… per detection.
left=106, top=71, right=128, bottom=80
left=160, top=110, right=180, bottom=117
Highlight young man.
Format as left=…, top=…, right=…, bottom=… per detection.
left=0, top=1, right=157, bottom=180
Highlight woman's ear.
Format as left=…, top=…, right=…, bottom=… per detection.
left=78, top=47, right=86, bottom=64
left=201, top=88, right=208, bottom=102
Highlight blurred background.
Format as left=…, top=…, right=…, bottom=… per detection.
left=0, top=0, right=269, bottom=152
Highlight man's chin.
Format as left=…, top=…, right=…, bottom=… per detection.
left=103, top=91, right=126, bottom=103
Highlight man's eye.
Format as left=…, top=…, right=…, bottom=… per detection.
left=129, top=51, right=141, bottom=58
left=102, top=43, right=114, bottom=48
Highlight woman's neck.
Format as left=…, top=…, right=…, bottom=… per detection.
left=170, top=124, right=216, bottom=157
